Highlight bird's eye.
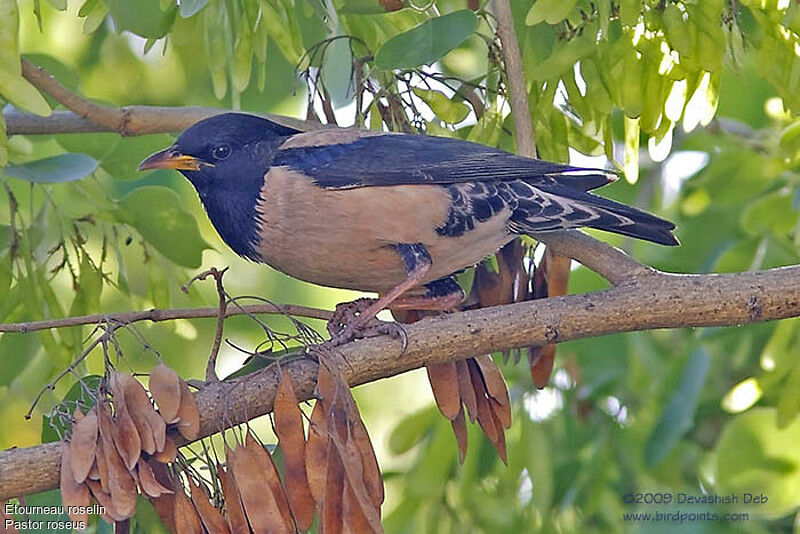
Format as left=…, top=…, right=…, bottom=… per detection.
left=212, top=144, right=231, bottom=160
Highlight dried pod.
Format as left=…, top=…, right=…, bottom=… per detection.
left=60, top=442, right=90, bottom=527
left=456, top=359, right=478, bottom=422
left=152, top=435, right=178, bottom=464
left=109, top=375, right=143, bottom=471
left=328, top=427, right=382, bottom=533
left=0, top=502, right=18, bottom=533
left=94, top=439, right=109, bottom=493
left=97, top=404, right=137, bottom=519
left=69, top=406, right=98, bottom=483
left=188, top=477, right=231, bottom=534
left=467, top=360, right=499, bottom=445
left=245, top=432, right=295, bottom=530
left=121, top=373, right=166, bottom=453
left=217, top=459, right=249, bottom=534
left=488, top=394, right=511, bottom=429
left=86, top=479, right=126, bottom=524
left=173, top=489, right=203, bottom=534
left=175, top=380, right=200, bottom=440
left=450, top=408, right=468, bottom=464
left=349, top=415, right=384, bottom=509
left=486, top=402, right=508, bottom=464
left=136, top=458, right=173, bottom=498
left=343, top=480, right=372, bottom=534
left=306, top=401, right=329, bottom=505
left=316, top=364, right=337, bottom=408
left=322, top=440, right=345, bottom=534
left=529, top=345, right=556, bottom=389
left=426, top=362, right=461, bottom=420
left=149, top=363, right=183, bottom=423
left=274, top=370, right=315, bottom=531
left=228, top=442, right=291, bottom=533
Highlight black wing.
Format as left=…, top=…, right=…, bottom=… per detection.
left=274, top=130, right=616, bottom=191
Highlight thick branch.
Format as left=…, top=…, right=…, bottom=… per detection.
left=534, top=230, right=655, bottom=285
left=3, top=265, right=800, bottom=500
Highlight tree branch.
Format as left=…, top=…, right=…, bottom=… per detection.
left=492, top=0, right=536, bottom=158
left=3, top=264, right=800, bottom=500
left=0, top=302, right=333, bottom=334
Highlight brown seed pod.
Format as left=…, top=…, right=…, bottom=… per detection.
left=86, top=479, right=126, bottom=524
left=450, top=408, right=469, bottom=464
left=228, top=442, right=291, bottom=533
left=136, top=457, right=173, bottom=498
left=456, top=359, right=478, bottom=422
left=306, top=401, right=329, bottom=505
left=175, top=380, right=200, bottom=440
left=152, top=435, right=178, bottom=464
left=188, top=477, right=230, bottom=534
left=109, top=374, right=143, bottom=471
left=69, top=406, right=98, bottom=484
left=60, top=441, right=90, bottom=527
left=274, top=370, right=315, bottom=531
left=244, top=432, right=295, bottom=530
left=120, top=373, right=166, bottom=453
left=173, top=489, right=203, bottom=534
left=97, top=403, right=137, bottom=519
left=149, top=363, right=183, bottom=423
left=426, top=362, right=461, bottom=421
left=217, top=459, right=249, bottom=534
left=322, top=439, right=345, bottom=534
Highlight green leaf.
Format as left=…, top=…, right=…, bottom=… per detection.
left=105, top=0, right=176, bottom=38
left=0, top=330, right=38, bottom=387
left=777, top=362, right=800, bottom=428
left=388, top=406, right=438, bottom=454
left=179, top=0, right=209, bottom=17
left=525, top=0, right=577, bottom=26
left=527, top=26, right=596, bottom=80
left=69, top=252, right=103, bottom=316
left=0, top=72, right=52, bottom=116
left=0, top=0, right=21, bottom=73
left=740, top=190, right=799, bottom=237
left=713, top=408, right=800, bottom=518
left=101, top=134, right=175, bottom=180
left=374, top=10, right=477, bottom=70
left=56, top=132, right=120, bottom=160
left=340, top=0, right=404, bottom=14
left=2, top=153, right=98, bottom=183
left=645, top=347, right=710, bottom=466
left=412, top=88, right=470, bottom=124
left=115, top=186, right=209, bottom=268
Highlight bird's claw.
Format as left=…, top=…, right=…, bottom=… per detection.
left=326, top=299, right=408, bottom=351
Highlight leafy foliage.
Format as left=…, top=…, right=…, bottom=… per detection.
left=1, top=0, right=800, bottom=532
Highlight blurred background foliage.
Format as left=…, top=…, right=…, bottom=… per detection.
left=2, top=0, right=800, bottom=532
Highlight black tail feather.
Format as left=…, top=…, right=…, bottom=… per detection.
left=517, top=183, right=679, bottom=246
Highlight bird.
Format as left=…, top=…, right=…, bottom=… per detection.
left=139, top=112, right=678, bottom=340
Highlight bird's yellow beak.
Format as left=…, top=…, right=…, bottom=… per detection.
left=138, top=147, right=205, bottom=171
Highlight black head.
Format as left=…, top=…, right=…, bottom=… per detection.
left=139, top=113, right=300, bottom=259
left=139, top=113, right=299, bottom=191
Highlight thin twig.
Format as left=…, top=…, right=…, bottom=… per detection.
left=20, top=58, right=126, bottom=132
left=182, top=267, right=230, bottom=382
left=0, top=302, right=333, bottom=334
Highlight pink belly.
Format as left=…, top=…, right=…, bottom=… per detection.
left=254, top=168, right=513, bottom=293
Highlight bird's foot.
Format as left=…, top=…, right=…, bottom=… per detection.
left=326, top=298, right=407, bottom=349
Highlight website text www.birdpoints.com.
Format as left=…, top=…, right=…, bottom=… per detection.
left=619, top=491, right=772, bottom=524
